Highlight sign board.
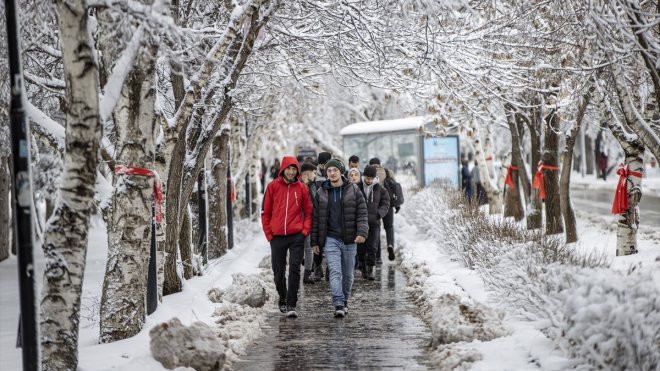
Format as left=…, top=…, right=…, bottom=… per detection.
left=422, top=135, right=460, bottom=187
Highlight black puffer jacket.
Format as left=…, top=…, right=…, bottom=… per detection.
left=311, top=176, right=368, bottom=248
left=358, top=182, right=390, bottom=227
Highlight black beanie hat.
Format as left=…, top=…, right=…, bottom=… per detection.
left=318, top=152, right=332, bottom=165
left=324, top=158, right=345, bottom=174
left=301, top=162, right=317, bottom=173
left=363, top=165, right=377, bottom=178
left=369, top=157, right=381, bottom=166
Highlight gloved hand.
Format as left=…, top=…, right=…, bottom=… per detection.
left=395, top=207, right=401, bottom=214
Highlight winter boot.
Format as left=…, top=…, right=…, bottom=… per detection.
left=334, top=305, right=345, bottom=318
left=303, top=270, right=315, bottom=284
left=387, top=245, right=395, bottom=261
left=286, top=306, right=298, bottom=318
left=314, top=264, right=324, bottom=281
left=366, top=266, right=375, bottom=281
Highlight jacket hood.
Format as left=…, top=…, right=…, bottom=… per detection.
left=279, top=156, right=301, bottom=180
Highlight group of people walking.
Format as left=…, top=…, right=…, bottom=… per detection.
left=260, top=151, right=404, bottom=319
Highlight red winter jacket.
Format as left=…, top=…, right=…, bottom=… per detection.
left=261, top=156, right=313, bottom=241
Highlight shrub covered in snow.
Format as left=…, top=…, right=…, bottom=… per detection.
left=401, top=187, right=660, bottom=370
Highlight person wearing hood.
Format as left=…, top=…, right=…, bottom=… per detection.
left=357, top=165, right=390, bottom=280
left=369, top=157, right=402, bottom=262
left=347, top=167, right=361, bottom=185
left=311, top=159, right=368, bottom=318
left=261, top=156, right=313, bottom=318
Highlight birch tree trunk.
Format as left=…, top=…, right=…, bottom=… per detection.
left=208, top=129, right=230, bottom=259
left=503, top=111, right=525, bottom=221
left=524, top=104, right=543, bottom=229
left=560, top=93, right=590, bottom=244
left=474, top=137, right=502, bottom=214
left=162, top=0, right=264, bottom=295
left=40, top=0, right=101, bottom=368
left=99, top=41, right=158, bottom=342
left=542, top=109, right=563, bottom=235
left=0, top=156, right=10, bottom=262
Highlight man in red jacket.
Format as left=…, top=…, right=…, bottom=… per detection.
left=261, top=156, right=313, bottom=318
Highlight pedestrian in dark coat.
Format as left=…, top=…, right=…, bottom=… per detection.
left=300, top=161, right=318, bottom=284
left=261, top=156, right=312, bottom=318
left=311, top=158, right=368, bottom=318
left=357, top=165, right=390, bottom=280
left=461, top=160, right=473, bottom=200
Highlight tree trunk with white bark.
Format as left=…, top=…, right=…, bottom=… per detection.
left=474, top=137, right=502, bottom=214
left=208, top=129, right=230, bottom=260
left=99, top=40, right=158, bottom=342
left=40, top=0, right=101, bottom=368
left=524, top=103, right=543, bottom=230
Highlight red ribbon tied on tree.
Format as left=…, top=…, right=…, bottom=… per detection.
left=114, top=166, right=164, bottom=223
left=611, top=164, right=643, bottom=215
left=532, top=161, right=560, bottom=200
left=505, top=166, right=518, bottom=190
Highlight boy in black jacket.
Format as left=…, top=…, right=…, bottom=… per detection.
left=357, top=165, right=390, bottom=280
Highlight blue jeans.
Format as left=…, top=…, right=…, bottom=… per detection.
left=324, top=237, right=357, bottom=307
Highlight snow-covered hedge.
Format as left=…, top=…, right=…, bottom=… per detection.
left=401, top=188, right=660, bottom=370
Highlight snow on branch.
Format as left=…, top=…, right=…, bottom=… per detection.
left=99, top=26, right=145, bottom=124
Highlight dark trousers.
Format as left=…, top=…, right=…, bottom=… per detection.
left=378, top=207, right=395, bottom=259
left=358, top=224, right=380, bottom=269
left=270, top=233, right=304, bottom=307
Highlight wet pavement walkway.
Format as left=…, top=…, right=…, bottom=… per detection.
left=234, top=258, right=433, bottom=370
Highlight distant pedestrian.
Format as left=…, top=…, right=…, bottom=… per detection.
left=369, top=157, right=403, bottom=262
left=261, top=156, right=312, bottom=318
left=599, top=151, right=608, bottom=181
left=260, top=158, right=267, bottom=194
left=357, top=165, right=390, bottom=280
left=269, top=158, right=280, bottom=180
left=313, top=151, right=332, bottom=281
left=315, top=151, right=332, bottom=188
left=348, top=155, right=360, bottom=170
left=461, top=160, right=472, bottom=200
left=347, top=168, right=361, bottom=185
left=311, top=158, right=368, bottom=318
left=300, top=162, right=318, bottom=285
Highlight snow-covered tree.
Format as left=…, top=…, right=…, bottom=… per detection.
left=39, top=0, right=102, bottom=369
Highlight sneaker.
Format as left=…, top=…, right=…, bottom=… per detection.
left=334, top=305, right=345, bottom=318
left=343, top=302, right=348, bottom=315
left=387, top=245, right=395, bottom=261
left=278, top=298, right=287, bottom=313
left=303, top=270, right=315, bottom=284
left=286, top=306, right=298, bottom=318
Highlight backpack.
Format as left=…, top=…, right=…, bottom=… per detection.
left=384, top=171, right=404, bottom=208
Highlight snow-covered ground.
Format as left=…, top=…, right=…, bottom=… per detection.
left=0, top=219, right=275, bottom=370
left=1, top=167, right=658, bottom=370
